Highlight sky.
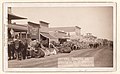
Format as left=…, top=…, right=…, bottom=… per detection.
left=11, top=7, right=113, bottom=40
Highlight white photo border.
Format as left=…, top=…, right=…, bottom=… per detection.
left=3, top=2, right=117, bottom=72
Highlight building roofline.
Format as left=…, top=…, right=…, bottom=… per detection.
left=28, top=21, right=40, bottom=26
left=75, top=26, right=81, bottom=29
left=9, top=23, right=27, bottom=27
left=40, top=21, right=49, bottom=25
left=49, top=26, right=73, bottom=28
left=8, top=13, right=27, bottom=20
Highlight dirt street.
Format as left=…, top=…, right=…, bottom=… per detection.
left=8, top=46, right=113, bottom=68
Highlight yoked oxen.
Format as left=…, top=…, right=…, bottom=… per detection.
left=89, top=42, right=99, bottom=48
left=14, top=39, right=27, bottom=60
left=58, top=42, right=72, bottom=53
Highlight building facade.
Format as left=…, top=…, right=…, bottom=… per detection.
left=49, top=26, right=81, bottom=40
left=80, top=33, right=97, bottom=43
left=49, top=30, right=69, bottom=43
left=8, top=7, right=28, bottom=41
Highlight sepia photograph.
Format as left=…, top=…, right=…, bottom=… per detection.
left=3, top=2, right=116, bottom=71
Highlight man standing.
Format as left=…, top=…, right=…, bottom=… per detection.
left=22, top=39, right=28, bottom=60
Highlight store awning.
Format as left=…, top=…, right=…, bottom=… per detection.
left=8, top=24, right=27, bottom=32
left=8, top=13, right=27, bottom=20
left=40, top=32, right=56, bottom=39
left=62, top=36, right=70, bottom=39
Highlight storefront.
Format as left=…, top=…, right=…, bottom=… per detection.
left=8, top=13, right=28, bottom=41
left=40, top=32, right=56, bottom=47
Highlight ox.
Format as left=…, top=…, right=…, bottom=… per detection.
left=14, top=39, right=25, bottom=60
left=8, top=41, right=15, bottom=60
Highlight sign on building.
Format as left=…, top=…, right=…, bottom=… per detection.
left=28, top=22, right=40, bottom=39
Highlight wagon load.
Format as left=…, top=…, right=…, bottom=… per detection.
left=58, top=47, right=72, bottom=53
left=49, top=43, right=59, bottom=55
left=40, top=48, right=50, bottom=56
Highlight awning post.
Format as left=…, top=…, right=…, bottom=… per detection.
left=38, top=28, right=40, bottom=41
left=26, top=32, right=27, bottom=39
